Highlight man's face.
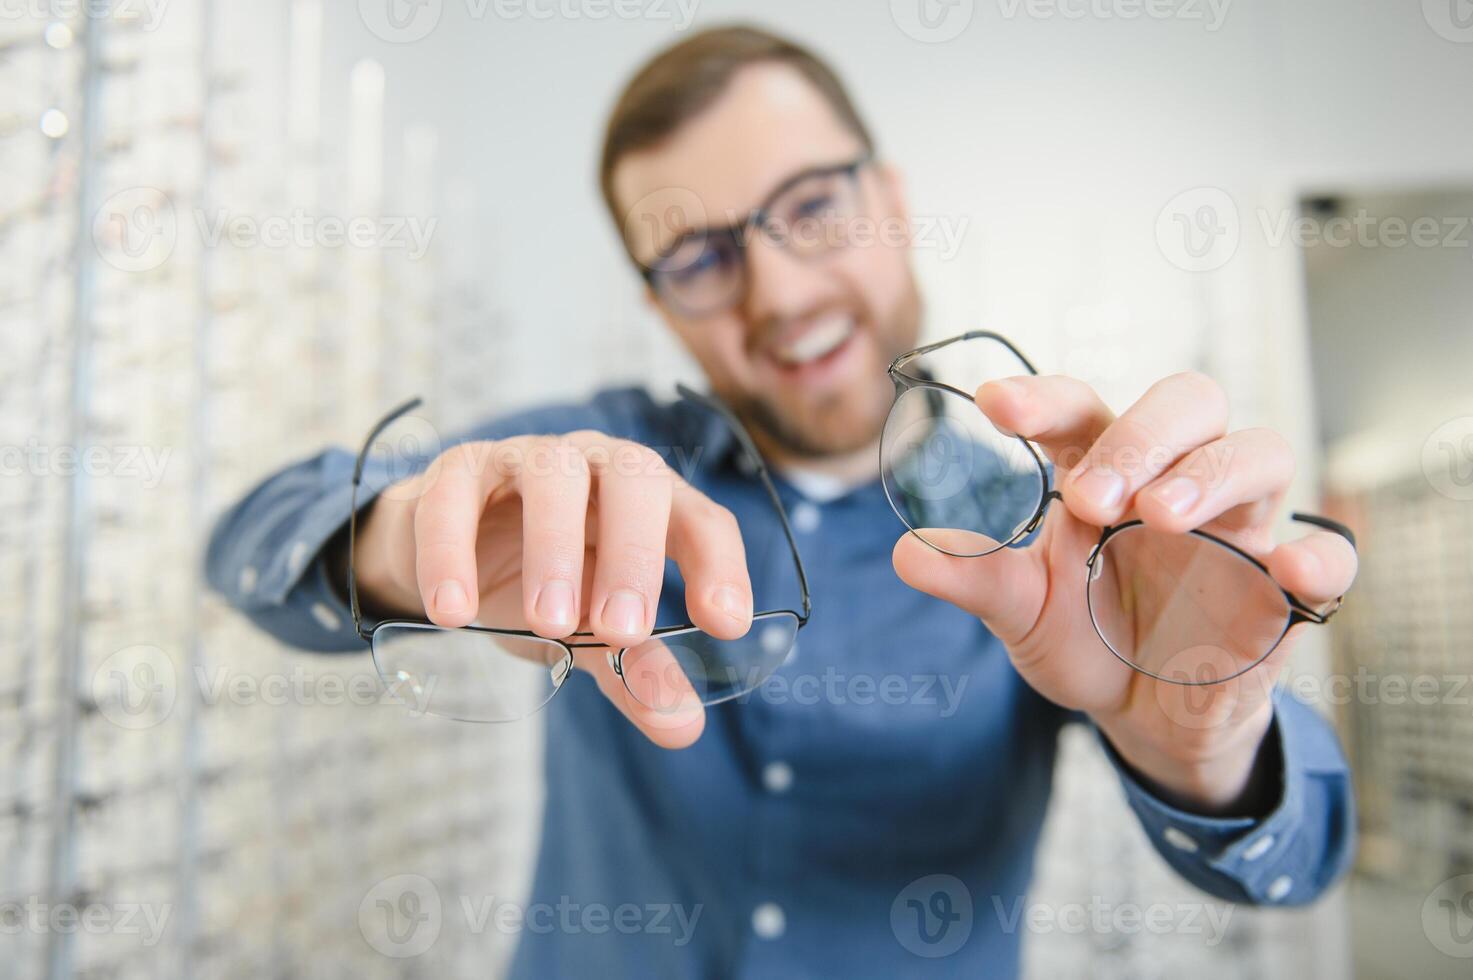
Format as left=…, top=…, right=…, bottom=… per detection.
left=613, top=64, right=922, bottom=459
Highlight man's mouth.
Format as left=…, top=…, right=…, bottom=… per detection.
left=770, top=314, right=857, bottom=368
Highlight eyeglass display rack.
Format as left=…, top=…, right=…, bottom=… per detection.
left=0, top=2, right=544, bottom=978
left=1327, top=473, right=1473, bottom=888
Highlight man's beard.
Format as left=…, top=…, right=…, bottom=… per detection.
left=721, top=358, right=895, bottom=459
left=725, top=282, right=922, bottom=460
left=730, top=383, right=890, bottom=460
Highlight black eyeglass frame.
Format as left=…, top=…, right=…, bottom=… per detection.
left=1085, top=513, right=1354, bottom=685
left=636, top=152, right=876, bottom=318
left=884, top=330, right=1357, bottom=685
left=346, top=385, right=812, bottom=712
left=884, top=330, right=1060, bottom=553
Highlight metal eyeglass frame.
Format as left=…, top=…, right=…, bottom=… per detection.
left=885, top=330, right=1357, bottom=685
left=346, top=385, right=812, bottom=714
left=636, top=152, right=875, bottom=318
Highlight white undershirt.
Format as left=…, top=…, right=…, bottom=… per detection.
left=777, top=465, right=864, bottom=504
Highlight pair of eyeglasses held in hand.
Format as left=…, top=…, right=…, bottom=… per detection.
left=348, top=386, right=810, bottom=723
left=880, top=330, right=1356, bottom=687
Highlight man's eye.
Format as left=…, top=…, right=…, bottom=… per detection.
left=666, top=246, right=725, bottom=282
left=794, top=194, right=836, bottom=218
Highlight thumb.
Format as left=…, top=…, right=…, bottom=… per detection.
left=892, top=529, right=1047, bottom=645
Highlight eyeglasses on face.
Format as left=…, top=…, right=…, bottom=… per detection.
left=347, top=385, right=811, bottom=722
left=880, top=330, right=1356, bottom=686
left=635, top=153, right=874, bottom=318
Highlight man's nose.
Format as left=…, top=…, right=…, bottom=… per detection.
left=741, top=231, right=833, bottom=326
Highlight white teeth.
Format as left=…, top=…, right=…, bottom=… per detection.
left=774, top=317, right=854, bottom=366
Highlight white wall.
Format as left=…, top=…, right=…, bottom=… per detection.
left=316, top=0, right=1473, bottom=413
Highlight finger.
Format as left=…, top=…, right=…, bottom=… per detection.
left=891, top=529, right=1048, bottom=645
left=412, top=442, right=509, bottom=628
left=575, top=436, right=673, bottom=647
left=1266, top=529, right=1359, bottom=607
left=573, top=644, right=706, bottom=749
left=666, top=482, right=753, bottom=640
left=1133, top=428, right=1295, bottom=535
left=975, top=374, right=1115, bottom=471
left=517, top=438, right=591, bottom=638
left=1061, top=371, right=1229, bottom=526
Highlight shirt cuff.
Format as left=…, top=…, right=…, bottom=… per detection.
left=1096, top=691, right=1341, bottom=905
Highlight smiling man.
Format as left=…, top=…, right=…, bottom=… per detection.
left=207, top=25, right=1358, bottom=979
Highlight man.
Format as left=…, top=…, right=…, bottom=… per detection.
left=207, top=25, right=1357, bottom=978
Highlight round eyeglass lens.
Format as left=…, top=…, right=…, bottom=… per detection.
left=1086, top=524, right=1292, bottom=685
left=882, top=383, right=1046, bottom=556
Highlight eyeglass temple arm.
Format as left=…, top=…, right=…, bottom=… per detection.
left=887, top=330, right=1042, bottom=378
left=1289, top=511, right=1356, bottom=550
left=676, top=383, right=813, bottom=622
left=348, top=397, right=425, bottom=641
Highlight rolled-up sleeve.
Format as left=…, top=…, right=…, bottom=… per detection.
left=1098, top=691, right=1355, bottom=906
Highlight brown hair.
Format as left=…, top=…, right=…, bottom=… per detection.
left=598, top=24, right=875, bottom=237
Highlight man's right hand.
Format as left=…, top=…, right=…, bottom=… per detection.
left=350, top=431, right=755, bottom=747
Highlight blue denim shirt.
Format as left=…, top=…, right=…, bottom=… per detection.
left=205, top=386, right=1355, bottom=979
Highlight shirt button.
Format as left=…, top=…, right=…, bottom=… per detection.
left=1242, top=834, right=1275, bottom=861
left=310, top=602, right=342, bottom=632
left=287, top=539, right=310, bottom=575
left=763, top=761, right=794, bottom=794
left=1162, top=827, right=1199, bottom=853
left=1266, top=875, right=1293, bottom=902
left=791, top=502, right=821, bottom=534
left=751, top=902, right=785, bottom=940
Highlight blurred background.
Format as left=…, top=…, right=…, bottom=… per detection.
left=2, top=0, right=1472, bottom=977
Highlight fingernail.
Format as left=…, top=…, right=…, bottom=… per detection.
left=1152, top=477, right=1201, bottom=516
left=433, top=580, right=468, bottom=615
left=712, top=586, right=747, bottom=621
left=1073, top=465, right=1124, bottom=510
left=535, top=579, right=576, bottom=628
left=602, top=589, right=646, bottom=636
